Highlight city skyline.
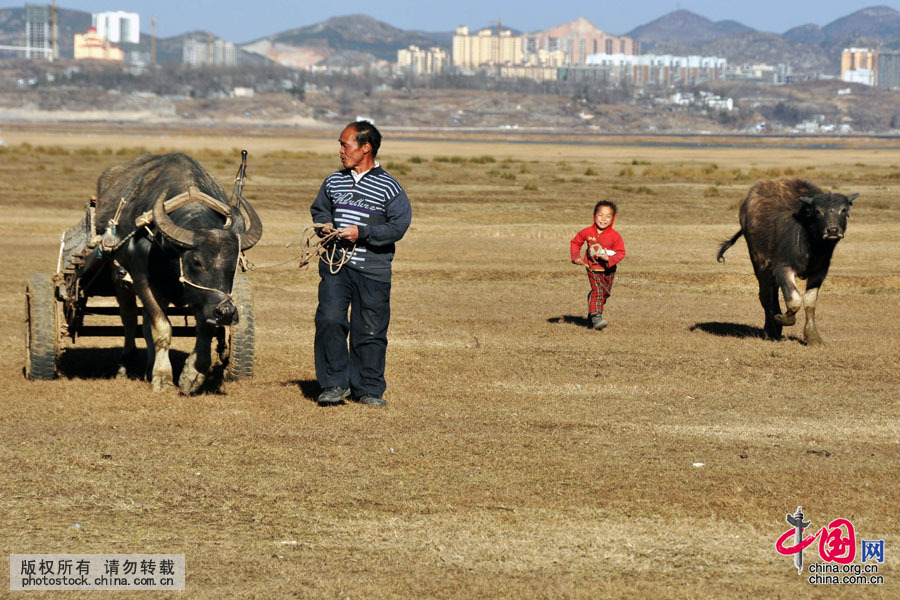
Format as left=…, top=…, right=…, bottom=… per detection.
left=66, top=1, right=900, bottom=44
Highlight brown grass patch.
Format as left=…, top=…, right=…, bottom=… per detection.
left=2, top=131, right=899, bottom=597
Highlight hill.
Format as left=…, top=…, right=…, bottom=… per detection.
left=240, top=14, right=442, bottom=68
left=627, top=9, right=754, bottom=50
left=782, top=23, right=827, bottom=45
left=784, top=6, right=900, bottom=46
left=633, top=5, right=900, bottom=76
left=822, top=5, right=900, bottom=39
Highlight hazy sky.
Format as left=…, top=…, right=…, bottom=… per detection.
left=71, top=1, right=900, bottom=43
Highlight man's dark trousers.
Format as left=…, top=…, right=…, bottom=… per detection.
left=314, top=263, right=391, bottom=397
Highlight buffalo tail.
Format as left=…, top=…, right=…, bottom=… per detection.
left=716, top=230, right=743, bottom=263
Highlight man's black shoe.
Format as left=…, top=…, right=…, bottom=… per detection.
left=354, top=394, right=387, bottom=407
left=317, top=386, right=350, bottom=406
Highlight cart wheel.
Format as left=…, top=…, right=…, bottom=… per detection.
left=25, top=273, right=58, bottom=380
left=224, top=273, right=255, bottom=380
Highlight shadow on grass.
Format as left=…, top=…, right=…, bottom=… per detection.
left=290, top=379, right=321, bottom=402
left=56, top=347, right=227, bottom=394
left=690, top=321, right=767, bottom=339
left=57, top=347, right=149, bottom=379
left=692, top=322, right=808, bottom=344
left=547, top=315, right=592, bottom=329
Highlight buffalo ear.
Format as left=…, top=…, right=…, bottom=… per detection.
left=797, top=196, right=814, bottom=217
left=845, top=192, right=859, bottom=204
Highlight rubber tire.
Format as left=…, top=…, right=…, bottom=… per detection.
left=225, top=273, right=255, bottom=380
left=25, top=273, right=58, bottom=380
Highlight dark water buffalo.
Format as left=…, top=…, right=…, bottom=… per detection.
left=95, top=153, right=262, bottom=392
left=717, top=179, right=857, bottom=345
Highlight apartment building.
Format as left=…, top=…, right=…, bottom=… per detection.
left=841, top=47, right=876, bottom=85
left=580, top=53, right=726, bottom=86
left=92, top=11, right=140, bottom=45
left=452, top=25, right=524, bottom=70
left=840, top=47, right=900, bottom=88
left=183, top=36, right=237, bottom=66
left=397, top=45, right=448, bottom=75
left=524, top=17, right=638, bottom=66
left=877, top=50, right=900, bottom=89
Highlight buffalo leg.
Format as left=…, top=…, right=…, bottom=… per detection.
left=113, top=277, right=139, bottom=378
left=774, top=267, right=801, bottom=327
left=803, top=279, right=825, bottom=345
left=179, top=323, right=214, bottom=395
left=135, top=280, right=174, bottom=392
left=758, top=273, right=782, bottom=339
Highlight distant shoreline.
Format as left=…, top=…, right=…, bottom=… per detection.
left=4, top=121, right=900, bottom=152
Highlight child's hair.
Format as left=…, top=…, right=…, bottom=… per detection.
left=594, top=200, right=618, bottom=215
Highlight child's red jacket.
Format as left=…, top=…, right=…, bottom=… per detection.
left=570, top=222, right=626, bottom=272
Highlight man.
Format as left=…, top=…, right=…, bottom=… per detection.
left=310, top=121, right=412, bottom=407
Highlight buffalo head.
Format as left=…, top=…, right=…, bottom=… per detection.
left=798, top=192, right=857, bottom=241
left=153, top=191, right=263, bottom=325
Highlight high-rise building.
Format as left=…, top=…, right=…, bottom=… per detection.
left=183, top=36, right=237, bottom=66
left=25, top=4, right=52, bottom=59
left=93, top=11, right=140, bottom=45
left=581, top=53, right=726, bottom=87
left=524, top=17, right=638, bottom=66
left=452, top=25, right=524, bottom=70
left=398, top=45, right=448, bottom=75
left=877, top=50, right=900, bottom=89
left=841, top=48, right=876, bottom=86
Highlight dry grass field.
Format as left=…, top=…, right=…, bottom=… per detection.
left=1, top=128, right=898, bottom=598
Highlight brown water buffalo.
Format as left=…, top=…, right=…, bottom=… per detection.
left=717, top=179, right=857, bottom=345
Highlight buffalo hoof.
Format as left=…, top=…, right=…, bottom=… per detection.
left=805, top=333, right=825, bottom=346
left=178, top=368, right=206, bottom=395
left=151, top=377, right=174, bottom=393
left=116, top=350, right=140, bottom=379
left=774, top=313, right=796, bottom=326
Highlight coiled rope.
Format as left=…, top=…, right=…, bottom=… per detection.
left=243, top=223, right=356, bottom=274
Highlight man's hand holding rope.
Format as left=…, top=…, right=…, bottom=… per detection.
left=316, top=222, right=356, bottom=241
left=336, top=225, right=358, bottom=243
left=241, top=223, right=355, bottom=273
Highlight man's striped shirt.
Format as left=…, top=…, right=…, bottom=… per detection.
left=311, top=166, right=412, bottom=282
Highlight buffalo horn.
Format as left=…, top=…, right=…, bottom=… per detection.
left=153, top=191, right=198, bottom=248
left=798, top=196, right=814, bottom=205
left=232, top=195, right=263, bottom=251
left=846, top=193, right=859, bottom=203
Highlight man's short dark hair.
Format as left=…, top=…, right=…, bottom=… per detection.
left=349, top=120, right=382, bottom=158
left=594, top=200, right=617, bottom=215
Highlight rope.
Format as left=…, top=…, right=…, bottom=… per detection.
left=177, top=252, right=237, bottom=315
left=243, top=223, right=356, bottom=274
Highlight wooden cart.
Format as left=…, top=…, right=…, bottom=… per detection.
left=24, top=196, right=255, bottom=382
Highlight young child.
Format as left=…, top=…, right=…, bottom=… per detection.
left=570, top=200, right=626, bottom=330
